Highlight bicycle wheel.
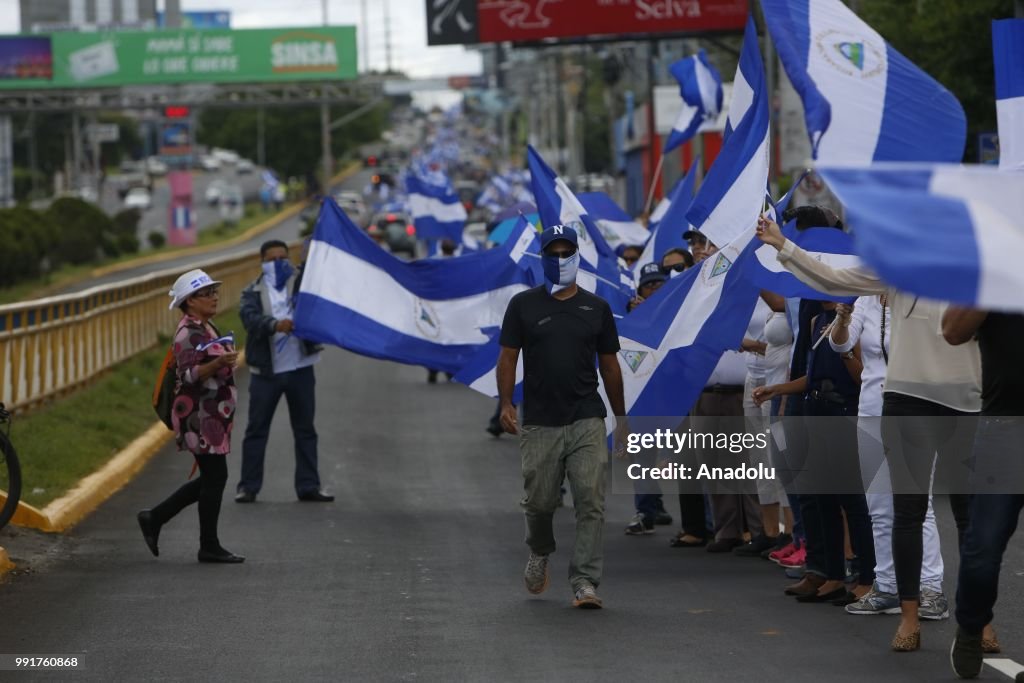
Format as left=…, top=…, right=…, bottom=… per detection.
left=0, top=430, right=21, bottom=531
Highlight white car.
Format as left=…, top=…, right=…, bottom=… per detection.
left=205, top=180, right=226, bottom=206
left=124, top=187, right=152, bottom=211
left=211, top=147, right=239, bottom=165
left=236, top=158, right=254, bottom=174
left=199, top=155, right=221, bottom=171
left=145, top=157, right=168, bottom=176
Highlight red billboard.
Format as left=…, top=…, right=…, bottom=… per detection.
left=476, top=0, right=748, bottom=43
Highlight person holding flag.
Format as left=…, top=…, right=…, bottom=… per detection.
left=497, top=224, right=627, bottom=610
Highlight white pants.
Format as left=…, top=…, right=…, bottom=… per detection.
left=744, top=374, right=788, bottom=508
left=858, top=417, right=944, bottom=594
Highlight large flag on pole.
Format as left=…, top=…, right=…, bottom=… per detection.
left=685, top=15, right=770, bottom=249
left=527, top=145, right=632, bottom=314
left=760, top=0, right=966, bottom=163
left=577, top=192, right=651, bottom=252
left=994, top=19, right=1024, bottom=172
left=635, top=157, right=699, bottom=275
left=614, top=227, right=761, bottom=420
left=406, top=173, right=468, bottom=241
left=295, top=199, right=538, bottom=374
left=817, top=164, right=1024, bottom=313
left=664, top=50, right=724, bottom=153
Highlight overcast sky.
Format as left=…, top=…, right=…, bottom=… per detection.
left=0, top=0, right=483, bottom=78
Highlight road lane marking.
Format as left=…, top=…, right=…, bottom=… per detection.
left=986, top=658, right=1024, bottom=679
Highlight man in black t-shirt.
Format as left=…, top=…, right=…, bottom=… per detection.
left=943, top=308, right=1024, bottom=679
left=497, top=224, right=627, bottom=609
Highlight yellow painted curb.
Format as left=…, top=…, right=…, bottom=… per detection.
left=90, top=161, right=361, bottom=279
left=0, top=546, right=13, bottom=577
left=13, top=351, right=247, bottom=534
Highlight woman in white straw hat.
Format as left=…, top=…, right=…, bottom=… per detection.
left=137, top=268, right=244, bottom=563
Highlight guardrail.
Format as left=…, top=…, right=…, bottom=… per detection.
left=0, top=250, right=263, bottom=414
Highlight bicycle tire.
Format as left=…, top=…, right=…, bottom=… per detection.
left=0, top=430, right=21, bottom=532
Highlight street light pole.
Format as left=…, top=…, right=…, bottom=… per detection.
left=320, top=0, right=333, bottom=193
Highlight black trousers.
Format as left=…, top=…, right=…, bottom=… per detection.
left=882, top=393, right=973, bottom=601
left=151, top=453, right=228, bottom=551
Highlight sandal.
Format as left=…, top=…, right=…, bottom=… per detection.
left=669, top=533, right=707, bottom=548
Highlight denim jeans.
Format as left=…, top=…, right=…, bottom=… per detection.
left=238, top=365, right=321, bottom=496
left=519, top=417, right=607, bottom=591
left=956, top=418, right=1024, bottom=634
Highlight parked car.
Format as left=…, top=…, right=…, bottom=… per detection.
left=205, top=179, right=226, bottom=206
left=236, top=158, right=255, bottom=174
left=124, top=187, right=152, bottom=211
left=334, top=190, right=368, bottom=228
left=145, top=157, right=168, bottom=176
left=199, top=155, right=221, bottom=171
left=115, top=162, right=152, bottom=199
left=211, top=147, right=239, bottom=165
left=370, top=211, right=416, bottom=257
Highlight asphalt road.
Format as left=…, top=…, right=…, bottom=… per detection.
left=101, top=166, right=265, bottom=245
left=1, top=347, right=1022, bottom=682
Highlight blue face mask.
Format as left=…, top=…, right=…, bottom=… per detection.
left=541, top=251, right=579, bottom=295
left=262, top=258, right=294, bottom=291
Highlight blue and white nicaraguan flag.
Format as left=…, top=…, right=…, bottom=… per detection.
left=577, top=191, right=651, bottom=253
left=817, top=164, right=1024, bottom=313
left=994, top=19, right=1024, bottom=172
left=635, top=157, right=699, bottom=275
left=453, top=219, right=540, bottom=400
left=405, top=173, right=468, bottom=242
left=748, top=173, right=860, bottom=300
left=760, top=0, right=966, bottom=163
left=527, top=145, right=632, bottom=314
left=663, top=50, right=724, bottom=153
left=613, top=229, right=761, bottom=422
left=294, top=200, right=538, bottom=375
left=685, top=15, right=770, bottom=249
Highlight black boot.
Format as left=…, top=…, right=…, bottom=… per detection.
left=137, top=510, right=161, bottom=557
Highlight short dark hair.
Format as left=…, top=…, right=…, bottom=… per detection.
left=661, top=247, right=694, bottom=268
left=260, top=239, right=289, bottom=258
left=782, top=205, right=844, bottom=231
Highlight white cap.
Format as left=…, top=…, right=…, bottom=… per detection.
left=168, top=269, right=222, bottom=310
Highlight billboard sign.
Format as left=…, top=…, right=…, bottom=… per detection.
left=0, top=36, right=53, bottom=80
left=0, top=26, right=357, bottom=90
left=427, top=0, right=747, bottom=45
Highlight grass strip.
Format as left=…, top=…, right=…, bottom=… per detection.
left=9, top=307, right=246, bottom=508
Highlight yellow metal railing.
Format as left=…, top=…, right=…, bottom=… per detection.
left=0, top=251, right=265, bottom=413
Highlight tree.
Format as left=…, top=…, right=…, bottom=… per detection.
left=197, top=99, right=390, bottom=178
left=858, top=0, right=1016, bottom=161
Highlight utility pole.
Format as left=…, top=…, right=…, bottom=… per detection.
left=384, top=0, right=393, bottom=73
left=256, top=107, right=266, bottom=168
left=320, top=1, right=332, bottom=192
left=361, top=0, right=370, bottom=73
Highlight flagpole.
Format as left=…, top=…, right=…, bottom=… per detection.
left=642, top=154, right=665, bottom=222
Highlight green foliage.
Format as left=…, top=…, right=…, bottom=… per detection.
left=116, top=233, right=140, bottom=255
left=112, top=207, right=142, bottom=237
left=13, top=167, right=47, bottom=202
left=0, top=206, right=59, bottom=287
left=583, top=55, right=612, bottom=173
left=148, top=231, right=166, bottom=249
left=858, top=0, right=1016, bottom=161
left=44, top=197, right=115, bottom=265
left=197, top=99, right=390, bottom=178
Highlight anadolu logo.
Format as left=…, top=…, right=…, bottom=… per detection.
left=271, top=31, right=339, bottom=74
left=815, top=29, right=885, bottom=79
left=414, top=299, right=441, bottom=339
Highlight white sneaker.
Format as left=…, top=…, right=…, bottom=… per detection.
left=572, top=583, right=603, bottom=609
left=524, top=552, right=549, bottom=595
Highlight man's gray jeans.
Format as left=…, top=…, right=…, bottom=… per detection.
left=519, top=417, right=607, bottom=591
